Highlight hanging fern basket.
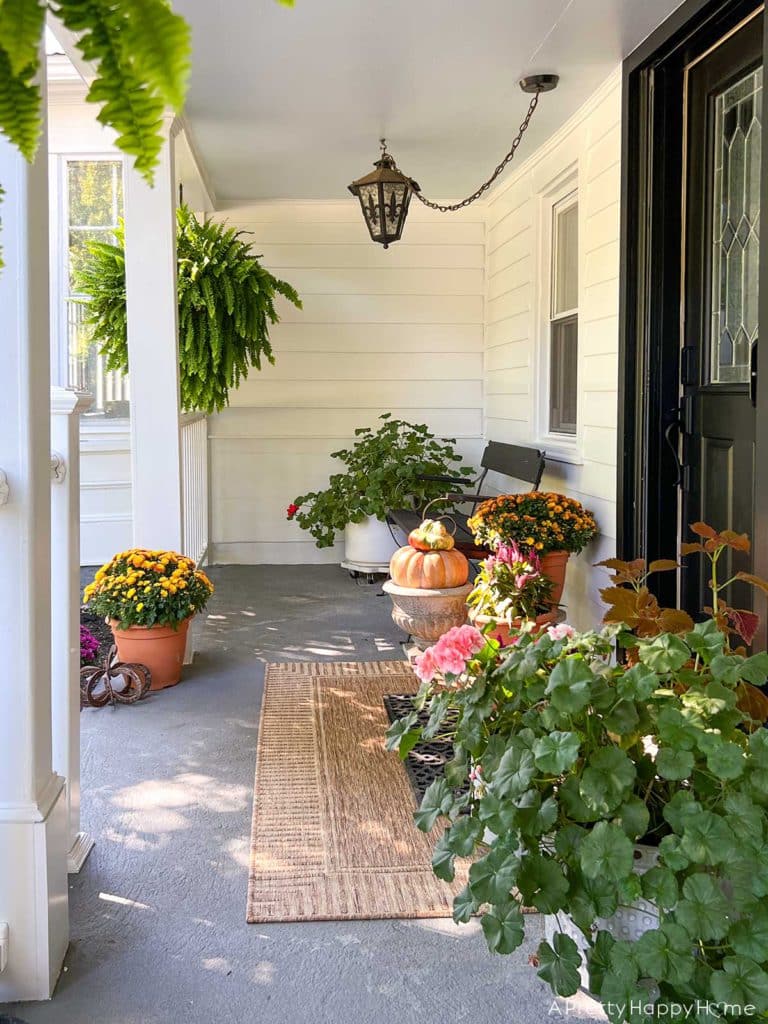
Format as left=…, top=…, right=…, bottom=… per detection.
left=76, top=205, right=302, bottom=414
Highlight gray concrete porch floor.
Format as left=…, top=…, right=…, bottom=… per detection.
left=3, top=565, right=605, bottom=1024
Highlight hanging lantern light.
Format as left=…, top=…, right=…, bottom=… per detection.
left=348, top=140, right=420, bottom=248
left=349, top=74, right=558, bottom=247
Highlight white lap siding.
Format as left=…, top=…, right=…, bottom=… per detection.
left=208, top=202, right=486, bottom=564
left=483, top=69, right=622, bottom=630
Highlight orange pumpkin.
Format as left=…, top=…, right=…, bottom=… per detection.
left=407, top=518, right=455, bottom=551
left=389, top=546, right=469, bottom=589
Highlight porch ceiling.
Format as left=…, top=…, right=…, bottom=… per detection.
left=175, top=0, right=685, bottom=203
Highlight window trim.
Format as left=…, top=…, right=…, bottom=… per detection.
left=533, top=167, right=582, bottom=459
left=52, top=153, right=129, bottom=424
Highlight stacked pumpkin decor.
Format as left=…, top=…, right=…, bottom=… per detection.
left=383, top=519, right=473, bottom=649
left=389, top=519, right=469, bottom=589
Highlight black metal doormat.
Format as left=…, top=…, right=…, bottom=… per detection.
left=383, top=694, right=458, bottom=803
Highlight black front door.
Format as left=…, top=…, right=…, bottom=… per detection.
left=681, top=14, right=762, bottom=615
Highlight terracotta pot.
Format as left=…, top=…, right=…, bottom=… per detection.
left=540, top=550, right=569, bottom=605
left=471, top=609, right=559, bottom=646
left=109, top=617, right=191, bottom=690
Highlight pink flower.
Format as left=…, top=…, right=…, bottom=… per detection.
left=414, top=646, right=438, bottom=683
left=514, top=571, right=537, bottom=589
left=415, top=625, right=486, bottom=682
left=547, top=623, right=576, bottom=641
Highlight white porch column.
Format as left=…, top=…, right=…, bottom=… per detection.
left=50, top=386, right=94, bottom=874
left=123, top=115, right=184, bottom=551
left=0, top=76, right=69, bottom=1001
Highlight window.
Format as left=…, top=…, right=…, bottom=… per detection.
left=548, top=196, right=578, bottom=436
left=64, top=158, right=129, bottom=416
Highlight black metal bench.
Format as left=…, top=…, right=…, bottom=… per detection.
left=387, top=441, right=546, bottom=559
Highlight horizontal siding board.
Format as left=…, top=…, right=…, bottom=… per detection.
left=255, top=243, right=485, bottom=269
left=227, top=379, right=482, bottom=409
left=274, top=292, right=483, bottom=324
left=284, top=266, right=484, bottom=297
left=209, top=407, right=484, bottom=439
left=248, top=352, right=482, bottom=382
left=269, top=322, right=483, bottom=353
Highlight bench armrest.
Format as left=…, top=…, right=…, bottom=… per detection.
left=436, top=492, right=498, bottom=506
left=419, top=473, right=476, bottom=486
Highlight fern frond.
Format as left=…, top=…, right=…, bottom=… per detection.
left=0, top=46, right=41, bottom=159
left=0, top=0, right=46, bottom=76
left=121, top=0, right=190, bottom=110
left=76, top=204, right=301, bottom=414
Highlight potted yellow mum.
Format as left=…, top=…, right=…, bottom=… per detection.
left=83, top=549, right=214, bottom=689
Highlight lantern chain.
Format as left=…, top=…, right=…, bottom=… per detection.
left=388, top=90, right=541, bottom=213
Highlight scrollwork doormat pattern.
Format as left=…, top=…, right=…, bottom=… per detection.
left=247, top=661, right=467, bottom=923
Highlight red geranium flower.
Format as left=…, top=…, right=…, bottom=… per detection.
left=286, top=503, right=299, bottom=520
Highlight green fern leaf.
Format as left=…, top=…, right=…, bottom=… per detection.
left=0, top=46, right=41, bottom=159
left=0, top=0, right=46, bottom=76
left=121, top=0, right=191, bottom=110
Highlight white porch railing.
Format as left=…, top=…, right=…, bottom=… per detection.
left=181, top=412, right=209, bottom=564
left=66, top=298, right=130, bottom=414
left=50, top=386, right=94, bottom=874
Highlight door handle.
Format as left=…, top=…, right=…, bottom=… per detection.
left=664, top=416, right=684, bottom=488
left=750, top=338, right=758, bottom=406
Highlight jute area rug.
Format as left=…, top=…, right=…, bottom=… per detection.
left=246, top=660, right=468, bottom=923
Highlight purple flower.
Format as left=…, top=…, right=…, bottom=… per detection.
left=80, top=626, right=100, bottom=665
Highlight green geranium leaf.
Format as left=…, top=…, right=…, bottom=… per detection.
left=658, top=834, right=691, bottom=871
left=554, top=823, right=587, bottom=859
left=537, top=934, right=582, bottom=997
left=639, top=633, right=691, bottom=673
left=481, top=902, right=525, bottom=955
left=686, top=619, right=726, bottom=661
left=468, top=847, right=520, bottom=905
left=616, top=663, right=659, bottom=701
left=723, top=792, right=763, bottom=840
left=614, top=796, right=650, bottom=841
left=431, top=832, right=456, bottom=882
left=580, top=821, right=634, bottom=881
left=559, top=775, right=601, bottom=823
left=516, top=854, right=569, bottom=914
left=640, top=866, right=678, bottom=909
left=385, top=713, right=419, bottom=755
left=446, top=815, right=482, bottom=858
left=604, top=699, right=641, bottom=736
left=663, top=791, right=701, bottom=834
left=706, top=739, right=745, bottom=780
left=656, top=707, right=697, bottom=749
left=729, top=905, right=768, bottom=960
left=709, top=653, right=744, bottom=684
left=710, top=957, right=768, bottom=1013
left=492, top=741, right=536, bottom=798
left=532, top=731, right=581, bottom=775
left=477, top=791, right=518, bottom=836
left=545, top=658, right=595, bottom=713
left=580, top=747, right=636, bottom=815
left=679, top=810, right=733, bottom=865
left=675, top=873, right=729, bottom=939
left=740, top=651, right=768, bottom=685
left=633, top=922, right=695, bottom=985
left=656, top=747, right=695, bottom=781
left=586, top=930, right=615, bottom=997
left=414, top=777, right=454, bottom=832
left=452, top=884, right=477, bottom=925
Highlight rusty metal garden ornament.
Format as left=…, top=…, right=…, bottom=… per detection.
left=80, top=646, right=152, bottom=707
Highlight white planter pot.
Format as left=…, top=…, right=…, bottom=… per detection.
left=342, top=516, right=399, bottom=573
left=544, top=844, right=659, bottom=990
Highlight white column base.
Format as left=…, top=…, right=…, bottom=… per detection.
left=0, top=778, right=69, bottom=1002
left=67, top=831, right=95, bottom=874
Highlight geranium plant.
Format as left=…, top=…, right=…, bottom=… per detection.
left=288, top=414, right=475, bottom=548
left=387, top=526, right=768, bottom=1022
left=467, top=542, right=554, bottom=626
left=84, top=549, right=214, bottom=629
left=468, top=492, right=598, bottom=554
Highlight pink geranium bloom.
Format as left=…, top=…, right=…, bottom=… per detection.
left=547, top=623, right=576, bottom=641
left=414, top=646, right=438, bottom=683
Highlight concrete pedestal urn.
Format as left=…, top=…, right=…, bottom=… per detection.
left=383, top=580, right=474, bottom=649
